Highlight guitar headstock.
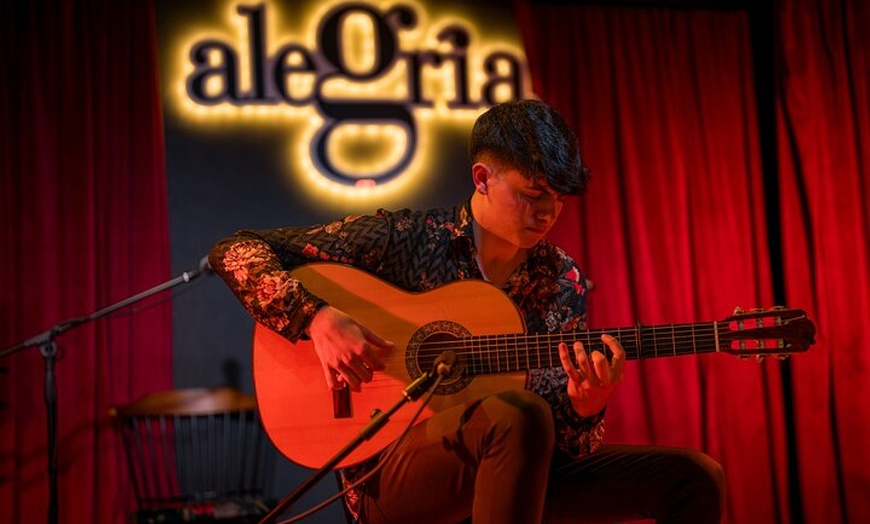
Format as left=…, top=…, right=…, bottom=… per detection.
left=719, top=306, right=816, bottom=359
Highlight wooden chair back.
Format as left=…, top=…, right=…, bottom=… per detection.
left=110, top=387, right=275, bottom=522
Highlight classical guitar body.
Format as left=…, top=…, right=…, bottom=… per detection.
left=253, top=263, right=815, bottom=470
left=253, top=263, right=528, bottom=469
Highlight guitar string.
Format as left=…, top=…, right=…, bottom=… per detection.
left=414, top=338, right=710, bottom=363
left=402, top=324, right=788, bottom=351
left=348, top=323, right=791, bottom=374
left=384, top=327, right=773, bottom=352
left=361, top=325, right=790, bottom=373
left=403, top=326, right=725, bottom=355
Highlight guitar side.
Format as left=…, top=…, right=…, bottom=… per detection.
left=252, top=263, right=528, bottom=469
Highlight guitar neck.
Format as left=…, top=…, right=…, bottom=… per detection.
left=460, top=322, right=720, bottom=375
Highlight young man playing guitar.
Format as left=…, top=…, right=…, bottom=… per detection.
left=209, top=99, right=726, bottom=523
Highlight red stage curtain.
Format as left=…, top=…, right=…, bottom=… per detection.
left=0, top=1, right=172, bottom=522
left=518, top=4, right=788, bottom=523
left=519, top=0, right=870, bottom=522
left=776, top=0, right=870, bottom=522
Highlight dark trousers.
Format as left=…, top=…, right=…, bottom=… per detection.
left=359, top=390, right=725, bottom=524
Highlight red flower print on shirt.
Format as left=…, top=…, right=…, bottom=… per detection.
left=224, top=242, right=268, bottom=286
left=255, top=274, right=292, bottom=307
left=565, top=267, right=586, bottom=295
left=302, top=243, right=320, bottom=258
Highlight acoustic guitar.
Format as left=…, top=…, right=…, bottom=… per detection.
left=252, top=263, right=815, bottom=469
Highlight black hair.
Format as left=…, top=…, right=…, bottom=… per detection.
left=468, top=99, right=590, bottom=194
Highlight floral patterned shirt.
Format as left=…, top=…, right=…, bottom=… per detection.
left=209, top=200, right=605, bottom=513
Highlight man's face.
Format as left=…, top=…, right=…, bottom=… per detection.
left=478, top=164, right=565, bottom=249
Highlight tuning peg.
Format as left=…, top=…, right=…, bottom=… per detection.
left=775, top=354, right=790, bottom=360
left=771, top=305, right=785, bottom=310
left=755, top=355, right=766, bottom=363
left=733, top=306, right=744, bottom=315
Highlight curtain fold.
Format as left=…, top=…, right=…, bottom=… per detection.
left=518, top=0, right=870, bottom=521
left=0, top=1, right=172, bottom=522
left=517, top=4, right=786, bottom=523
left=775, top=0, right=870, bottom=522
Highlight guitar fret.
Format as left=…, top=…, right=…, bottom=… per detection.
left=490, top=335, right=496, bottom=373
left=502, top=334, right=508, bottom=372
left=469, top=336, right=476, bottom=375
left=480, top=336, right=486, bottom=373
left=713, top=321, right=720, bottom=351
left=527, top=334, right=533, bottom=370
left=519, top=334, right=524, bottom=371
left=474, top=337, right=491, bottom=374
left=480, top=336, right=487, bottom=373
left=471, top=336, right=477, bottom=375
left=521, top=333, right=526, bottom=371
left=538, top=333, right=553, bottom=367
left=530, top=333, right=537, bottom=368
left=507, top=333, right=514, bottom=372
left=526, top=333, right=531, bottom=368
left=491, top=338, right=497, bottom=372
left=488, top=336, right=493, bottom=373
left=633, top=324, right=642, bottom=360
left=691, top=323, right=696, bottom=354
left=489, top=335, right=495, bottom=373
left=500, top=334, right=506, bottom=372
left=498, top=335, right=507, bottom=373
left=530, top=333, right=536, bottom=368
left=547, top=337, right=552, bottom=367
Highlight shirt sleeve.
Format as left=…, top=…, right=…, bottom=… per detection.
left=528, top=258, right=606, bottom=458
left=208, top=212, right=394, bottom=342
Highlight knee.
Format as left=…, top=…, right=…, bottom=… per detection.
left=672, top=449, right=727, bottom=519
left=690, top=451, right=726, bottom=500
left=486, top=390, right=555, bottom=453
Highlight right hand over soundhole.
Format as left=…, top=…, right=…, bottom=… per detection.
left=307, top=306, right=394, bottom=391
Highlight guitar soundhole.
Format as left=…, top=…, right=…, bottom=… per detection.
left=406, top=321, right=472, bottom=395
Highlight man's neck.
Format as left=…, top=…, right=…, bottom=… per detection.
left=472, top=220, right=528, bottom=287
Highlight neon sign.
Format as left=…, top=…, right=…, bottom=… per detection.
left=178, top=0, right=529, bottom=196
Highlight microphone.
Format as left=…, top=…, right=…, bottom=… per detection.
left=403, top=351, right=460, bottom=401
left=181, top=255, right=213, bottom=283
left=199, top=255, right=212, bottom=274
left=434, top=350, right=458, bottom=378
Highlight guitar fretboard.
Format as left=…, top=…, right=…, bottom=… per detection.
left=421, top=322, right=721, bottom=375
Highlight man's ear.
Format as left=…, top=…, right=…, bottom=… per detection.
left=471, top=162, right=492, bottom=195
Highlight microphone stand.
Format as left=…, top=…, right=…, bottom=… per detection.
left=0, top=257, right=212, bottom=524
left=258, top=354, right=457, bottom=524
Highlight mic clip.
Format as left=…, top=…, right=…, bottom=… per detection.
left=403, top=350, right=458, bottom=401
